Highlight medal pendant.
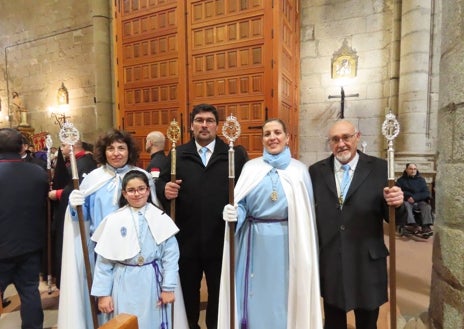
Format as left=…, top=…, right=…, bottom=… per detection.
left=137, top=255, right=144, bottom=266
left=270, top=190, right=278, bottom=202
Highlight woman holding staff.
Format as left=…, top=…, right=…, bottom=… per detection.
left=219, top=118, right=323, bottom=329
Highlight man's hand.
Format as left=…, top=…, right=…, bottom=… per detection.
left=383, top=186, right=404, bottom=207
left=165, top=179, right=182, bottom=200
left=48, top=190, right=58, bottom=200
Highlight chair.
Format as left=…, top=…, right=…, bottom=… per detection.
left=99, top=314, right=138, bottom=329
left=398, top=199, right=434, bottom=239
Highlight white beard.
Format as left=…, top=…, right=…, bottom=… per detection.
left=335, top=150, right=352, bottom=163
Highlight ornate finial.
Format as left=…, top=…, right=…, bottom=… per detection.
left=58, top=122, right=80, bottom=145
left=167, top=118, right=181, bottom=145
left=222, top=114, right=241, bottom=143
left=382, top=111, right=400, bottom=141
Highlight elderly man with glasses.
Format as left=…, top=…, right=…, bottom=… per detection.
left=309, top=120, right=407, bottom=329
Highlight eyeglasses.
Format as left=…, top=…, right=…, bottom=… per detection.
left=328, top=132, right=358, bottom=144
left=193, top=118, right=217, bottom=125
left=125, top=186, right=148, bottom=195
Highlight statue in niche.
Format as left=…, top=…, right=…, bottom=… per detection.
left=11, top=91, right=30, bottom=127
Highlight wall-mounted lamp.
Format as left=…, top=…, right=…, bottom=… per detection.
left=49, top=83, right=70, bottom=127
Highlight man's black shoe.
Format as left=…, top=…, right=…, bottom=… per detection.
left=420, top=226, right=433, bottom=239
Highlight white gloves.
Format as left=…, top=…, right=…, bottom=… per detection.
left=69, top=189, right=85, bottom=207
left=223, top=204, right=237, bottom=222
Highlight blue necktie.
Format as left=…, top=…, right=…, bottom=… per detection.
left=340, top=164, right=351, bottom=201
left=200, top=147, right=208, bottom=166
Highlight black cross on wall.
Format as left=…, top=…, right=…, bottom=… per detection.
left=328, top=86, right=359, bottom=119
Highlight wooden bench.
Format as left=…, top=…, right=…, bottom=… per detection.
left=99, top=314, right=138, bottom=329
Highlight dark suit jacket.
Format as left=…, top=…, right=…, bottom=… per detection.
left=156, top=137, right=248, bottom=260
left=309, top=151, right=405, bottom=311
left=146, top=150, right=169, bottom=173
left=0, top=153, right=49, bottom=259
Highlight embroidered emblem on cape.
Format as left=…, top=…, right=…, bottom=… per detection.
left=120, top=226, right=127, bottom=237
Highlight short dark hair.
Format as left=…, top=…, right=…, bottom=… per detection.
left=190, top=103, right=219, bottom=124
left=0, top=128, right=23, bottom=153
left=93, top=129, right=139, bottom=166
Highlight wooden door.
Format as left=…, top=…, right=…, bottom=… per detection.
left=114, top=0, right=300, bottom=166
left=114, top=0, right=188, bottom=169
left=272, top=0, right=300, bottom=158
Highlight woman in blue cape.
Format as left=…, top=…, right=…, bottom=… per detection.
left=218, top=119, right=323, bottom=329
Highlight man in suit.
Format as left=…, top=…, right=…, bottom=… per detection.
left=156, top=104, right=248, bottom=329
left=309, top=120, right=406, bottom=329
left=0, top=128, right=49, bottom=329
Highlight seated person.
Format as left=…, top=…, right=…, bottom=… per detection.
left=396, top=163, right=434, bottom=238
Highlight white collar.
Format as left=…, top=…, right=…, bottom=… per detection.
left=196, top=140, right=215, bottom=153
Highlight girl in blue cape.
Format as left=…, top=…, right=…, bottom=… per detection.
left=91, top=170, right=186, bottom=328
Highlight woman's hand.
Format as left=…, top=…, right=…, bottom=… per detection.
left=157, top=291, right=175, bottom=306
left=98, top=296, right=114, bottom=313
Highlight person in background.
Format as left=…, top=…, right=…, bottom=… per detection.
left=145, top=130, right=168, bottom=181
left=156, top=104, right=248, bottom=329
left=219, top=118, right=323, bottom=328
left=309, top=120, right=406, bottom=329
left=58, top=129, right=159, bottom=328
left=49, top=146, right=58, bottom=170
left=0, top=128, right=49, bottom=329
left=20, top=134, right=46, bottom=170
left=396, top=163, right=434, bottom=238
left=91, top=170, right=184, bottom=328
left=19, top=134, right=49, bottom=283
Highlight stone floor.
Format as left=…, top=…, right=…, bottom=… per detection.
left=0, top=228, right=433, bottom=329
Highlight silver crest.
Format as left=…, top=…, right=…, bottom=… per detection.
left=58, top=122, right=80, bottom=145
left=222, top=114, right=241, bottom=143
left=381, top=111, right=400, bottom=141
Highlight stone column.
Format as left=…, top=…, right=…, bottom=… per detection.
left=429, top=0, right=464, bottom=327
left=92, top=0, right=113, bottom=131
left=395, top=1, right=436, bottom=183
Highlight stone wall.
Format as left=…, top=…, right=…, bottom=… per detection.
left=429, top=104, right=464, bottom=329
left=299, top=0, right=396, bottom=165
left=429, top=1, right=464, bottom=327
left=299, top=0, right=439, bottom=176
left=0, top=0, right=113, bottom=147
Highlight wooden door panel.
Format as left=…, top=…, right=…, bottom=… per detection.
left=115, top=0, right=300, bottom=163
left=115, top=0, right=187, bottom=166
left=187, top=0, right=270, bottom=159
left=273, top=0, right=299, bottom=157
